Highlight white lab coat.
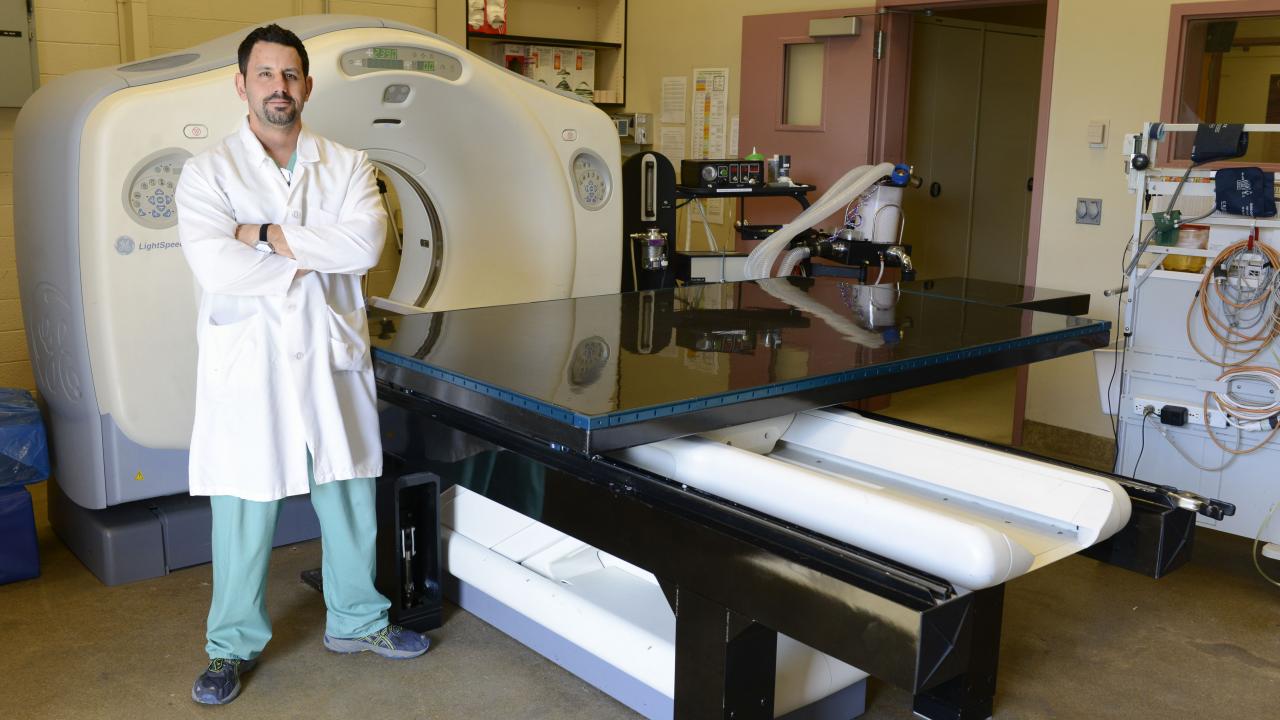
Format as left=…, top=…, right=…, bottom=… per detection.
left=176, top=118, right=387, bottom=501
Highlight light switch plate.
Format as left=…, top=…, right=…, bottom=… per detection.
left=1088, top=120, right=1108, bottom=148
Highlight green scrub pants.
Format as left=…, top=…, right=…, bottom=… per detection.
left=204, top=464, right=390, bottom=661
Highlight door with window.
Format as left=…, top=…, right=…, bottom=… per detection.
left=740, top=9, right=891, bottom=230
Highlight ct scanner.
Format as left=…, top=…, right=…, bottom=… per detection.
left=14, top=15, right=1137, bottom=720
left=16, top=15, right=618, bottom=519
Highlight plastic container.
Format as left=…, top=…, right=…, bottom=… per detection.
left=1165, top=224, right=1208, bottom=273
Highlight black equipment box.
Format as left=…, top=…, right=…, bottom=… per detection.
left=374, top=470, right=443, bottom=632
left=680, top=159, right=764, bottom=189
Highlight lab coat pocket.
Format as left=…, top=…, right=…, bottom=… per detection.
left=203, top=313, right=266, bottom=394
left=327, top=306, right=371, bottom=373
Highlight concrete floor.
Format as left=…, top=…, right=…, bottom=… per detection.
left=3, top=370, right=1280, bottom=719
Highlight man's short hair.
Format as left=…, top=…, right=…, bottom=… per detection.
left=237, top=24, right=309, bottom=77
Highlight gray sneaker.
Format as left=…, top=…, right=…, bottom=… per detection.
left=191, top=657, right=256, bottom=705
left=323, top=624, right=430, bottom=659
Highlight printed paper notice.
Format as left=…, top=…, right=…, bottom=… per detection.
left=729, top=115, right=739, bottom=158
left=661, top=76, right=687, bottom=124
left=659, top=126, right=686, bottom=173
left=690, top=68, right=729, bottom=161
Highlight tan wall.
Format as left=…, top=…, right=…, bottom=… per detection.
left=1025, top=0, right=1244, bottom=438
left=144, top=1, right=436, bottom=58
left=0, top=108, right=31, bottom=390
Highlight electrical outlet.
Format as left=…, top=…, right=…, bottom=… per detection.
left=1075, top=198, right=1102, bottom=225
left=1133, top=396, right=1229, bottom=428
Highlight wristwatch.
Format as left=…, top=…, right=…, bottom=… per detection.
left=254, top=224, right=275, bottom=254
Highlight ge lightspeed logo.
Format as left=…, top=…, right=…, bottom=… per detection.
left=115, top=236, right=180, bottom=255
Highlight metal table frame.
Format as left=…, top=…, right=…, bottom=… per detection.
left=377, top=386, right=1003, bottom=720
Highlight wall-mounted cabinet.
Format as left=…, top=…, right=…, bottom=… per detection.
left=461, top=0, right=627, bottom=105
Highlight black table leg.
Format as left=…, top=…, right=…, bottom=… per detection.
left=912, top=584, right=1005, bottom=720
left=670, top=585, right=777, bottom=720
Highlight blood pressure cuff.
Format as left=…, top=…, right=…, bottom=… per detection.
left=1191, top=123, right=1248, bottom=164
left=1215, top=168, right=1277, bottom=218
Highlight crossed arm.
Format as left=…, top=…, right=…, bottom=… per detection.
left=232, top=222, right=302, bottom=263
left=176, top=155, right=386, bottom=296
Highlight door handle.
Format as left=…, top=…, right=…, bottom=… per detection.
left=929, top=181, right=942, bottom=198
left=1027, top=176, right=1034, bottom=192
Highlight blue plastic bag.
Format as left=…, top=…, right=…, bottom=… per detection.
left=0, top=486, right=39, bottom=584
left=0, top=389, right=50, bottom=487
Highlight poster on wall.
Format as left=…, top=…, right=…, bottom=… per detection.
left=659, top=126, right=686, bottom=173
left=691, top=67, right=729, bottom=226
left=690, top=67, right=728, bottom=159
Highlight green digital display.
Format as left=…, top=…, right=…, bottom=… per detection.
left=345, top=46, right=458, bottom=80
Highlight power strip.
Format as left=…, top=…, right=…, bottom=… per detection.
left=1132, top=396, right=1230, bottom=429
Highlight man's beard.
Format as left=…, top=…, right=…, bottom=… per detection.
left=258, top=95, right=297, bottom=127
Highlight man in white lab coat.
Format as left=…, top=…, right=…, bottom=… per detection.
left=175, top=24, right=429, bottom=706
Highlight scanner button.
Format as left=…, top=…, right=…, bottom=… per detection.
left=182, top=124, right=208, bottom=139
left=561, top=129, right=578, bottom=142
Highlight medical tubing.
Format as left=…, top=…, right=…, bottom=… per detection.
left=1149, top=413, right=1239, bottom=472
left=1165, top=162, right=1199, bottom=214
left=1212, top=368, right=1280, bottom=422
left=1201, top=368, right=1280, bottom=456
left=755, top=278, right=884, bottom=349
left=694, top=198, right=720, bottom=253
left=778, top=247, right=811, bottom=277
left=629, top=240, right=639, bottom=292
left=1253, top=502, right=1280, bottom=589
left=745, top=163, right=894, bottom=278
left=1185, top=240, right=1280, bottom=367
left=1176, top=239, right=1280, bottom=455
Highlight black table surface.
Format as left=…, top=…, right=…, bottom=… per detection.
left=903, top=276, right=1092, bottom=316
left=372, top=277, right=1109, bottom=454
